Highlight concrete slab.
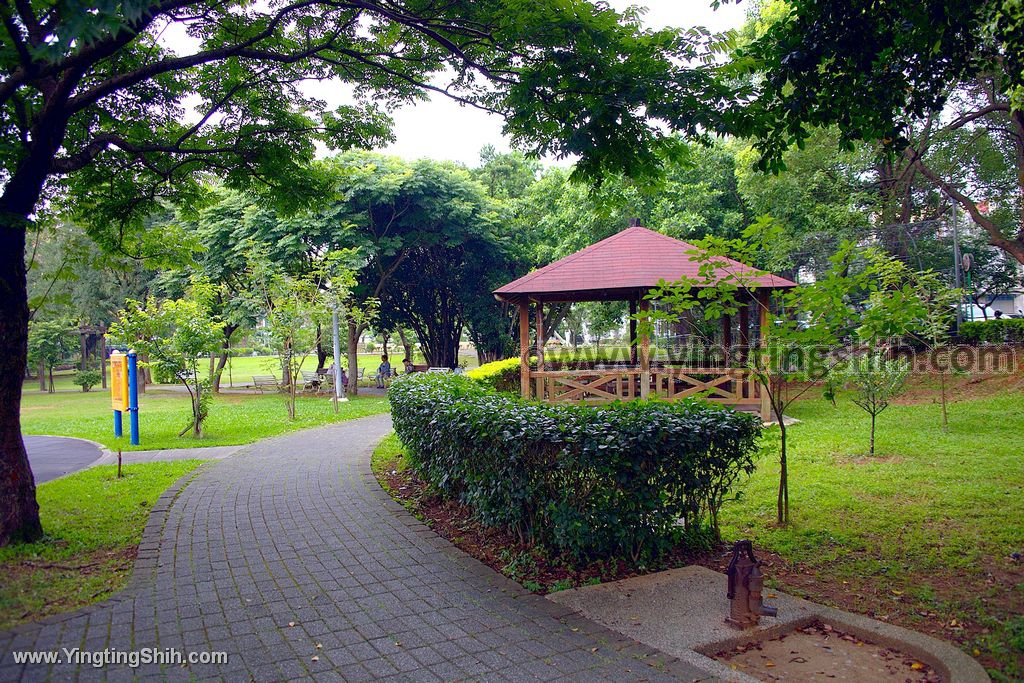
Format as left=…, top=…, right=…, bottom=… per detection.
left=94, top=444, right=243, bottom=465
left=547, top=565, right=989, bottom=683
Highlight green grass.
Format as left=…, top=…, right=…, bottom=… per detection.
left=720, top=386, right=1024, bottom=680
left=370, top=433, right=407, bottom=481
left=0, top=460, right=204, bottom=629
left=25, top=350, right=482, bottom=393
left=21, top=388, right=389, bottom=451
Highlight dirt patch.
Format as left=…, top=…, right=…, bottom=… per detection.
left=715, top=622, right=940, bottom=682
left=893, top=371, right=1024, bottom=405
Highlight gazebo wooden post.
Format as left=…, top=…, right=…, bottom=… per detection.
left=721, top=314, right=732, bottom=365
left=518, top=301, right=530, bottom=399
left=756, top=289, right=771, bottom=421
left=639, top=299, right=651, bottom=398
left=738, top=297, right=750, bottom=365
left=629, top=298, right=638, bottom=366
left=534, top=302, right=545, bottom=399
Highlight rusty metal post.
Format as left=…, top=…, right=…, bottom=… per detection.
left=726, top=540, right=777, bottom=629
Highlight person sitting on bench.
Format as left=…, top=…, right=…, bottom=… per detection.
left=375, top=355, right=391, bottom=388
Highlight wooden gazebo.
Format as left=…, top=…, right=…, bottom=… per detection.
left=493, top=226, right=797, bottom=419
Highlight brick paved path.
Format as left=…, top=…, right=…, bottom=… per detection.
left=0, top=415, right=710, bottom=682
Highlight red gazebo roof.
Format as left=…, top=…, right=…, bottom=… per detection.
left=494, top=226, right=797, bottom=302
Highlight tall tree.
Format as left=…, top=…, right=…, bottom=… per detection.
left=0, top=0, right=730, bottom=543
left=725, top=0, right=1024, bottom=263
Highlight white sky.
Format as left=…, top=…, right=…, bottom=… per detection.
left=306, top=0, right=749, bottom=166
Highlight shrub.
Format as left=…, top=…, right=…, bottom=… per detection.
left=390, top=373, right=761, bottom=561
left=465, top=357, right=521, bottom=393
left=73, top=370, right=102, bottom=392
left=959, top=318, right=1024, bottom=344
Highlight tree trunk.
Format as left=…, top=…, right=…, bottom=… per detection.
left=38, top=358, right=45, bottom=392
left=193, top=381, right=202, bottom=437
left=939, top=362, right=948, bottom=432
left=138, top=352, right=149, bottom=393
left=0, top=217, right=43, bottom=545
left=316, top=323, right=329, bottom=371
left=212, top=350, right=229, bottom=393
left=211, top=325, right=236, bottom=394
left=0, top=86, right=76, bottom=545
left=777, top=418, right=789, bottom=526
left=346, top=320, right=360, bottom=398
left=398, top=328, right=413, bottom=361
left=869, top=412, right=876, bottom=456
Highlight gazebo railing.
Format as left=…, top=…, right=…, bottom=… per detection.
left=528, top=366, right=768, bottom=416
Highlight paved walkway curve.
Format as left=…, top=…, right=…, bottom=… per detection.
left=0, top=415, right=709, bottom=682
left=24, top=436, right=105, bottom=484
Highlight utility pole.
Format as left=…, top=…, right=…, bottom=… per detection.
left=332, top=302, right=347, bottom=410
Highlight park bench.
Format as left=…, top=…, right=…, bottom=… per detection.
left=300, top=370, right=323, bottom=392
left=426, top=367, right=451, bottom=373
left=252, top=374, right=280, bottom=393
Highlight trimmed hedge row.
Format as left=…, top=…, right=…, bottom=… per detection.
left=390, top=373, right=762, bottom=560
left=959, top=318, right=1024, bottom=344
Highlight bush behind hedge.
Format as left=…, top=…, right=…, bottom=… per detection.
left=465, top=357, right=521, bottom=393
left=390, top=373, right=761, bottom=560
left=959, top=318, right=1024, bottom=344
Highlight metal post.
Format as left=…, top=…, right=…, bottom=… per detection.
left=127, top=350, right=140, bottom=445
left=113, top=410, right=122, bottom=438
left=332, top=303, right=347, bottom=407
left=951, top=205, right=963, bottom=329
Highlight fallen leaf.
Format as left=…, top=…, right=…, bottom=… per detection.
left=911, top=662, right=924, bottom=670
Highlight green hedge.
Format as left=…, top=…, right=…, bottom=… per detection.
left=959, top=318, right=1024, bottom=344
left=465, top=357, right=521, bottom=393
left=390, top=373, right=761, bottom=560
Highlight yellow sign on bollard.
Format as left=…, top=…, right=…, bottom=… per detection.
left=110, top=352, right=128, bottom=411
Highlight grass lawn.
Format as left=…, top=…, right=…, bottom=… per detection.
left=27, top=350, right=481, bottom=393
left=0, top=461, right=204, bottom=629
left=717, top=376, right=1024, bottom=681
left=21, top=388, right=389, bottom=451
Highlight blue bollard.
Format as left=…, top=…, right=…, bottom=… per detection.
left=127, top=350, right=140, bottom=446
left=114, top=410, right=123, bottom=438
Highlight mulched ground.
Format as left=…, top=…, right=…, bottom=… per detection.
left=378, top=466, right=712, bottom=591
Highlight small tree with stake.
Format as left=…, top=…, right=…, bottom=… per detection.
left=645, top=233, right=889, bottom=526
left=838, top=353, right=911, bottom=456
left=109, top=285, right=224, bottom=438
